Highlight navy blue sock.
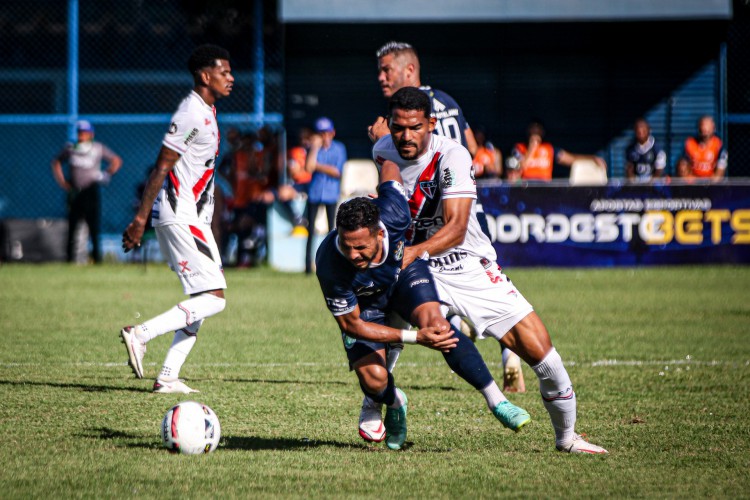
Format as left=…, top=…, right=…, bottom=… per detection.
left=442, top=327, right=494, bottom=390
left=360, top=372, right=397, bottom=406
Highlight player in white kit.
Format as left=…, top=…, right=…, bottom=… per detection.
left=372, top=86, right=607, bottom=454
left=120, top=44, right=234, bottom=394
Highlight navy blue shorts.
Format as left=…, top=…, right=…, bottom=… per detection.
left=341, top=258, right=440, bottom=370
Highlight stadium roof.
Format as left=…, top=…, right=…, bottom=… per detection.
left=279, top=0, right=732, bottom=23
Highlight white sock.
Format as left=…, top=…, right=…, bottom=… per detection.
left=158, top=320, right=202, bottom=380
left=532, top=347, right=577, bottom=447
left=136, top=294, right=225, bottom=343
left=387, top=387, right=407, bottom=409
left=480, top=380, right=507, bottom=410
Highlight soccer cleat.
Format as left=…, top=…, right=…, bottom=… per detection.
left=120, top=326, right=146, bottom=379
left=358, top=395, right=386, bottom=443
left=503, top=350, right=526, bottom=393
left=492, top=400, right=531, bottom=432
left=152, top=378, right=199, bottom=394
left=384, top=389, right=408, bottom=450
left=557, top=434, right=608, bottom=454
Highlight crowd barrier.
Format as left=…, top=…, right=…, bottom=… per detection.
left=3, top=179, right=748, bottom=268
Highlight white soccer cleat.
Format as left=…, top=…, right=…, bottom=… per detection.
left=557, top=434, right=608, bottom=454
left=358, top=395, right=385, bottom=442
left=120, top=326, right=146, bottom=379
left=503, top=350, right=526, bottom=393
left=152, top=377, right=199, bottom=394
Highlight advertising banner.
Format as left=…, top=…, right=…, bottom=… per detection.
left=477, top=180, right=750, bottom=266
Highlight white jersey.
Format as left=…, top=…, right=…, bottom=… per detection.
left=373, top=134, right=497, bottom=263
left=152, top=91, right=219, bottom=227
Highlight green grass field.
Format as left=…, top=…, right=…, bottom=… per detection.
left=0, top=263, right=748, bottom=498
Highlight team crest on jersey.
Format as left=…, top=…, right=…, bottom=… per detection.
left=441, top=167, right=456, bottom=187
left=394, top=241, right=404, bottom=261
left=419, top=179, right=438, bottom=199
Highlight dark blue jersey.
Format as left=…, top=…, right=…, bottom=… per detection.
left=316, top=180, right=410, bottom=317
left=625, top=135, right=667, bottom=181
left=420, top=86, right=470, bottom=149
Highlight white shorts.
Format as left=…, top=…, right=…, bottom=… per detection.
left=155, top=223, right=226, bottom=295
left=430, top=253, right=533, bottom=341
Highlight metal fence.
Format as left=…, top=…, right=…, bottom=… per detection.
left=0, top=0, right=283, bottom=235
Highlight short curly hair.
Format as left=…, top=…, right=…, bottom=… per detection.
left=188, top=44, right=230, bottom=75
left=336, top=197, right=380, bottom=234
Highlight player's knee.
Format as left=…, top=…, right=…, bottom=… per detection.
left=357, top=364, right=389, bottom=395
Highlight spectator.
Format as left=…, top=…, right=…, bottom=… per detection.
left=675, top=115, right=728, bottom=181
left=625, top=117, right=667, bottom=183
left=507, top=120, right=606, bottom=182
left=472, top=126, right=502, bottom=179
left=304, top=116, right=347, bottom=275
left=284, top=126, right=315, bottom=237
left=50, top=119, right=122, bottom=264
left=229, top=131, right=268, bottom=267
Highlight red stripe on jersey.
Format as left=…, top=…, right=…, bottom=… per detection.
left=169, top=171, right=180, bottom=196
left=189, top=225, right=206, bottom=243
left=408, top=152, right=442, bottom=218
left=192, top=168, right=214, bottom=201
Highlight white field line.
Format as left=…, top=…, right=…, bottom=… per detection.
left=0, top=359, right=747, bottom=369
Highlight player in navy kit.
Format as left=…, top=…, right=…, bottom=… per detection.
left=120, top=44, right=234, bottom=394
left=315, top=160, right=530, bottom=450
left=625, top=118, right=667, bottom=182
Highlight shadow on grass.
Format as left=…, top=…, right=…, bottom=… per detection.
left=0, top=379, right=148, bottom=393
left=218, top=377, right=349, bottom=386
left=84, top=427, right=382, bottom=451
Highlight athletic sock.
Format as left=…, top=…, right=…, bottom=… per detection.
left=157, top=320, right=202, bottom=380
left=136, top=294, right=225, bottom=343
left=532, top=347, right=577, bottom=447
left=480, top=381, right=507, bottom=410
left=158, top=329, right=197, bottom=380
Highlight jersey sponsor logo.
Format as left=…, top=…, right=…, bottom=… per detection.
left=183, top=127, right=199, bottom=147
left=414, top=216, right=444, bottom=229
left=169, top=122, right=177, bottom=134
left=409, top=278, right=430, bottom=287
left=354, top=284, right=386, bottom=297
left=441, top=167, right=456, bottom=187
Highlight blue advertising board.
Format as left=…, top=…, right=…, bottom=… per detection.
left=477, top=180, right=750, bottom=266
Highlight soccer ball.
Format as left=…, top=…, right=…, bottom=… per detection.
left=161, top=401, right=221, bottom=455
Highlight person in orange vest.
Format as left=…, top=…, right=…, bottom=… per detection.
left=507, top=120, right=606, bottom=181
left=675, top=115, right=728, bottom=180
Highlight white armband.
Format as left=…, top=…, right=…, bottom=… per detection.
left=400, top=329, right=417, bottom=344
